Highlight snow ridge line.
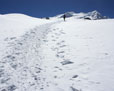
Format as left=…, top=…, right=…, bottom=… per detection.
left=0, top=22, right=58, bottom=91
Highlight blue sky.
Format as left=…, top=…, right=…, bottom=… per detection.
left=0, top=0, right=114, bottom=18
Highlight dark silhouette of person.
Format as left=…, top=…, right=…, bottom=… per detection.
left=63, top=14, right=66, bottom=21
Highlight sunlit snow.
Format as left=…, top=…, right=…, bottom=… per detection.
left=0, top=11, right=114, bottom=91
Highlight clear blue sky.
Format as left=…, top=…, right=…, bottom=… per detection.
left=0, top=0, right=114, bottom=18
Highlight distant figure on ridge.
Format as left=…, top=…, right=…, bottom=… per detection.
left=63, top=14, right=66, bottom=21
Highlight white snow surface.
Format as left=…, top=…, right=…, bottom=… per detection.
left=0, top=13, right=114, bottom=91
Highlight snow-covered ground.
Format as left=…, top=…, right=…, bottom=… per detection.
left=0, top=13, right=114, bottom=91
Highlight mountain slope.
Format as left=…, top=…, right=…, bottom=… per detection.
left=0, top=13, right=114, bottom=91
left=56, top=10, right=108, bottom=20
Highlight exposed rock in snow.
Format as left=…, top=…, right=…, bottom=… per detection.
left=60, top=12, right=76, bottom=18
left=56, top=10, right=108, bottom=20
left=85, top=10, right=108, bottom=20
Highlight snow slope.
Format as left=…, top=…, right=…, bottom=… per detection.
left=56, top=10, right=107, bottom=20
left=0, top=13, right=54, bottom=65
left=0, top=14, right=55, bottom=91
left=40, top=19, right=114, bottom=91
left=0, top=13, right=53, bottom=38
left=0, top=13, right=114, bottom=91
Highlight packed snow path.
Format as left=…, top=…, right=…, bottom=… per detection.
left=0, top=23, right=56, bottom=91
left=0, top=19, right=114, bottom=91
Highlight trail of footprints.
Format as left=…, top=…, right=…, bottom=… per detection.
left=42, top=27, right=101, bottom=91
left=47, top=28, right=81, bottom=91
left=47, top=28, right=98, bottom=91
left=51, top=28, right=74, bottom=66
left=0, top=24, right=97, bottom=91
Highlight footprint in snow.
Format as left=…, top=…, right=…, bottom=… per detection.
left=59, top=30, right=66, bottom=34
left=61, top=59, right=74, bottom=65
left=52, top=39, right=56, bottom=41
left=54, top=33, right=61, bottom=36
left=59, top=45, right=67, bottom=48
left=72, top=75, right=78, bottom=78
left=57, top=51, right=65, bottom=54
left=56, top=40, right=65, bottom=45
left=70, top=86, right=80, bottom=91
left=56, top=54, right=64, bottom=58
left=43, top=39, right=48, bottom=42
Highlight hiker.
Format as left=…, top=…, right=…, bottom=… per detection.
left=63, top=14, right=66, bottom=21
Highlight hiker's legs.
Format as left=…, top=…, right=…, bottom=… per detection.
left=64, top=18, right=65, bottom=21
